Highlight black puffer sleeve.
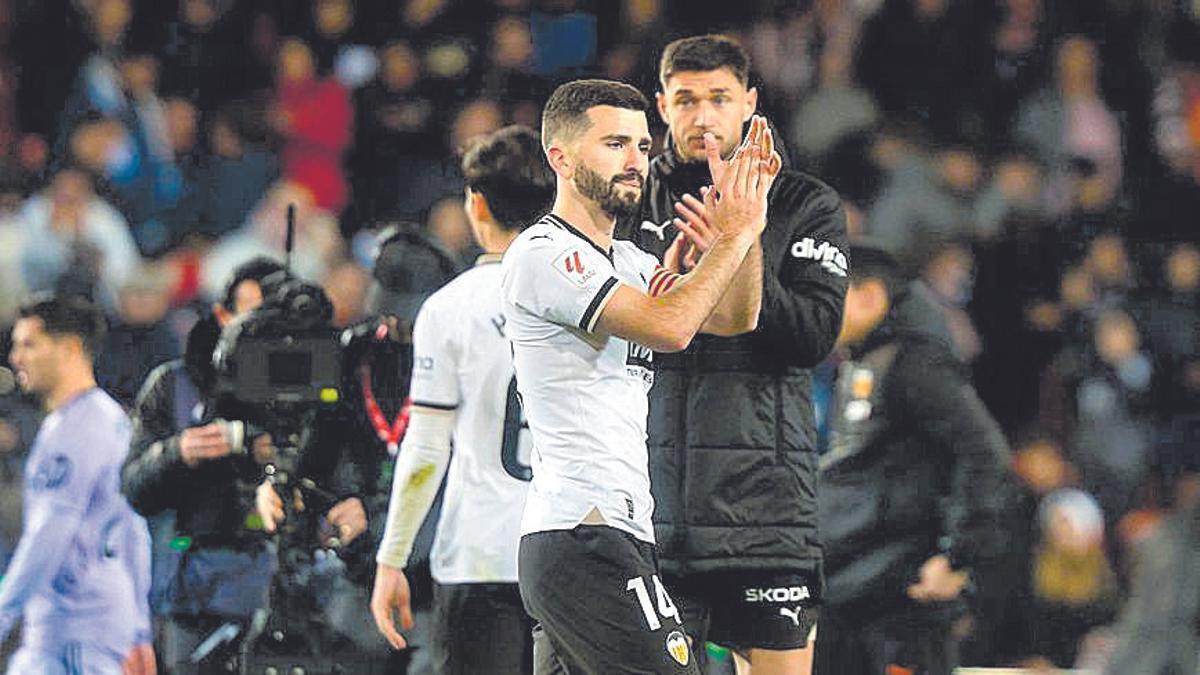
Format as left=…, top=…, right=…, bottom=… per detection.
left=756, top=175, right=849, bottom=367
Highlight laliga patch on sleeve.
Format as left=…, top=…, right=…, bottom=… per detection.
left=553, top=248, right=597, bottom=287
left=28, top=454, right=73, bottom=491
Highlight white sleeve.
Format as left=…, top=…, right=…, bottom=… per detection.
left=375, top=408, right=454, bottom=569
left=628, top=243, right=663, bottom=282
left=504, top=239, right=622, bottom=333
left=407, top=298, right=460, bottom=410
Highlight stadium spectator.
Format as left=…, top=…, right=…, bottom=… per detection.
left=17, top=167, right=141, bottom=308
left=1014, top=35, right=1123, bottom=216
left=271, top=37, right=353, bottom=213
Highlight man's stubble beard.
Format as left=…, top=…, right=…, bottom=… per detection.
left=574, top=162, right=641, bottom=220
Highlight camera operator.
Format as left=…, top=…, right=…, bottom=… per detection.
left=121, top=258, right=369, bottom=674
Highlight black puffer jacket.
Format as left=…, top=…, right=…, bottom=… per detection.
left=818, top=290, right=1010, bottom=613
left=625, top=145, right=848, bottom=576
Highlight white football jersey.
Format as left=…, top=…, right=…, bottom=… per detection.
left=410, top=255, right=532, bottom=584
left=500, top=213, right=660, bottom=544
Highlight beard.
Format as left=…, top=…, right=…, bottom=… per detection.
left=575, top=162, right=642, bottom=220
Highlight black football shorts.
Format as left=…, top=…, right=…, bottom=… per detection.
left=519, top=525, right=701, bottom=674
left=431, top=581, right=534, bottom=675
left=668, top=569, right=821, bottom=655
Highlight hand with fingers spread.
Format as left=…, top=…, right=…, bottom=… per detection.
left=703, top=114, right=783, bottom=189
left=706, top=118, right=775, bottom=241
left=665, top=188, right=719, bottom=272
left=371, top=563, right=415, bottom=650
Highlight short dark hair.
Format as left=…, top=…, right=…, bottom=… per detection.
left=541, top=78, right=648, bottom=148
left=17, top=294, right=107, bottom=357
left=462, top=125, right=555, bottom=231
left=848, top=244, right=904, bottom=300
left=659, top=35, right=750, bottom=88
left=221, top=257, right=287, bottom=310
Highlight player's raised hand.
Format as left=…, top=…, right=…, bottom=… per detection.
left=663, top=232, right=690, bottom=274
left=371, top=563, right=415, bottom=650
left=670, top=189, right=719, bottom=271
left=704, top=114, right=782, bottom=186
left=759, top=119, right=782, bottom=179
left=707, top=119, right=772, bottom=239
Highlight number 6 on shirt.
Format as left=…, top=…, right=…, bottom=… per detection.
left=500, top=376, right=533, bottom=481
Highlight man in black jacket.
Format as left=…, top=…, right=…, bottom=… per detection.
left=815, top=245, right=1009, bottom=675
left=121, top=258, right=371, bottom=674
left=626, top=35, right=848, bottom=675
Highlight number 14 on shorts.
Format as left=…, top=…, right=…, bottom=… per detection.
left=626, top=574, right=681, bottom=631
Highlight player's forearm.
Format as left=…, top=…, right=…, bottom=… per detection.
left=375, top=409, right=454, bottom=569
left=651, top=231, right=756, bottom=350
left=702, top=239, right=762, bottom=336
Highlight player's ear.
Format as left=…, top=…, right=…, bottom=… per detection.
left=744, top=86, right=758, bottom=122
left=62, top=333, right=87, bottom=359
left=546, top=145, right=572, bottom=178
left=466, top=188, right=494, bottom=224
left=655, top=91, right=669, bottom=125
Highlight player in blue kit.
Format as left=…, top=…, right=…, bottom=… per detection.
left=1, top=295, right=154, bottom=675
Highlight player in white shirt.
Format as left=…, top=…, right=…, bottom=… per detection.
left=370, top=125, right=555, bottom=675
left=502, top=79, right=779, bottom=674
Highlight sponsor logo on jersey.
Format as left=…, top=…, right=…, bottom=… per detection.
left=666, top=630, right=690, bottom=666
left=626, top=342, right=654, bottom=370
left=744, top=585, right=811, bottom=603
left=626, top=342, right=654, bottom=384
left=553, top=249, right=597, bottom=287
left=791, top=238, right=848, bottom=277
left=28, top=454, right=72, bottom=491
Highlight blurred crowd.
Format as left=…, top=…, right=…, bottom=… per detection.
left=0, top=0, right=1197, bottom=670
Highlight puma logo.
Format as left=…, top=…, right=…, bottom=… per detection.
left=639, top=220, right=672, bottom=241
left=780, top=606, right=804, bottom=627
